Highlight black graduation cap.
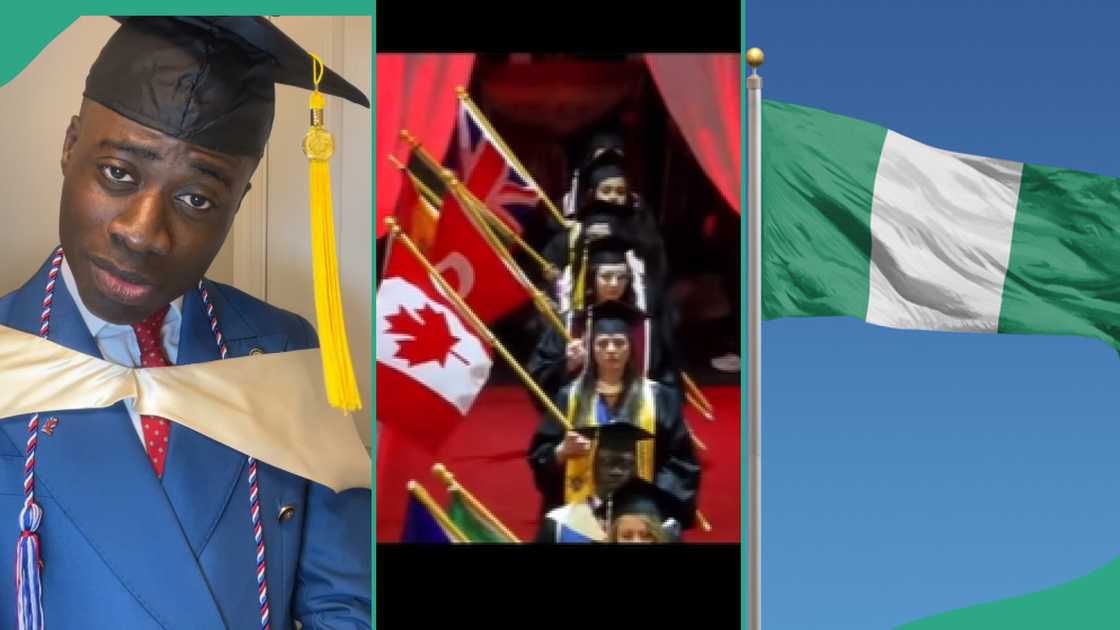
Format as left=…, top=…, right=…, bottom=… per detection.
left=576, top=147, right=626, bottom=200
left=577, top=200, right=635, bottom=228
left=580, top=142, right=625, bottom=172
left=607, top=476, right=685, bottom=526
left=587, top=233, right=633, bottom=266
left=575, top=418, right=654, bottom=449
left=588, top=299, right=647, bottom=337
left=582, top=130, right=625, bottom=164
left=85, top=16, right=371, bottom=157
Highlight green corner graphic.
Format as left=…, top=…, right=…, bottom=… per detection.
left=897, top=556, right=1120, bottom=629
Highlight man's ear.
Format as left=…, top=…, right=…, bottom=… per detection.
left=234, top=181, right=253, bottom=215
left=61, top=115, right=81, bottom=175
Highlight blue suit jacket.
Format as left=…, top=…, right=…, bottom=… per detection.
left=0, top=255, right=372, bottom=629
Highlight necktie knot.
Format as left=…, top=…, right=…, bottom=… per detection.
left=130, top=304, right=171, bottom=368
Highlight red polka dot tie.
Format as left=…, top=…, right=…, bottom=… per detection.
left=130, top=304, right=172, bottom=478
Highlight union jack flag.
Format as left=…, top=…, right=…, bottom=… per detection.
left=446, top=101, right=541, bottom=234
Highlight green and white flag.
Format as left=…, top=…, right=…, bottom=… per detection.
left=446, top=490, right=515, bottom=543
left=762, top=100, right=1120, bottom=349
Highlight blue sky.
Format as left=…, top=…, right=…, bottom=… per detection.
left=748, top=1, right=1120, bottom=627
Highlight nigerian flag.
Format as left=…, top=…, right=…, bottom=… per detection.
left=762, top=101, right=1120, bottom=349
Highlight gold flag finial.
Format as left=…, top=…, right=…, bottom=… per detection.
left=746, top=47, right=765, bottom=69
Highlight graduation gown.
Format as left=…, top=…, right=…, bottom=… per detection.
left=526, top=306, right=681, bottom=412
left=541, top=196, right=670, bottom=300
left=533, top=497, right=605, bottom=544
left=526, top=380, right=699, bottom=530
left=0, top=254, right=371, bottom=629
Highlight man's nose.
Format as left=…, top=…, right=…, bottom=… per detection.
left=108, top=191, right=171, bottom=256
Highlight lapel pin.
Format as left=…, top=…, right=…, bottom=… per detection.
left=42, top=417, right=60, bottom=437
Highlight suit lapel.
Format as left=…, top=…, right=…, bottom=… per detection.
left=162, top=285, right=249, bottom=556
left=162, top=282, right=296, bottom=620
left=1, top=257, right=228, bottom=629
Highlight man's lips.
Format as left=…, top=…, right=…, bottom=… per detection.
left=88, top=257, right=158, bottom=306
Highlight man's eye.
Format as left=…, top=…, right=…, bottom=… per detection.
left=176, top=193, right=213, bottom=210
left=100, top=165, right=135, bottom=184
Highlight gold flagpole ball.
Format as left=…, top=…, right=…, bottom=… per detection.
left=746, top=47, right=765, bottom=68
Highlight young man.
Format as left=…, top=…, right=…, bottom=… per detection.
left=0, top=17, right=370, bottom=629
left=534, top=421, right=652, bottom=544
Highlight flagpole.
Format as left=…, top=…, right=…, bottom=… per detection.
left=454, top=86, right=568, bottom=227
left=431, top=463, right=522, bottom=543
left=435, top=170, right=568, bottom=337
left=385, top=218, right=573, bottom=433
left=461, top=190, right=560, bottom=281
left=398, top=129, right=558, bottom=279
left=387, top=154, right=442, bottom=219
left=407, top=480, right=469, bottom=543
left=681, top=372, right=716, bottom=420
left=746, top=47, right=764, bottom=630
left=389, top=215, right=715, bottom=532
left=398, top=130, right=716, bottom=421
left=450, top=177, right=714, bottom=468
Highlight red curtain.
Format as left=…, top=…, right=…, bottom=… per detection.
left=375, top=54, right=476, bottom=238
left=644, top=54, right=742, bottom=214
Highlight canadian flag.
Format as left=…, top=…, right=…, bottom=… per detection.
left=376, top=236, right=492, bottom=451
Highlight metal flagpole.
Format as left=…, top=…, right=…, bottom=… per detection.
left=746, top=46, right=764, bottom=630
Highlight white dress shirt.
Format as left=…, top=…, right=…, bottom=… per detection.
left=60, top=258, right=183, bottom=452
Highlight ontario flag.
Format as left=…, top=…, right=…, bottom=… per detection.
left=445, top=100, right=541, bottom=234
left=376, top=235, right=492, bottom=452
left=425, top=188, right=534, bottom=324
left=392, top=149, right=444, bottom=253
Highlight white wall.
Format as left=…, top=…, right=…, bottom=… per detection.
left=0, top=16, right=373, bottom=446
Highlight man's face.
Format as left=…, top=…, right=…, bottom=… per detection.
left=59, top=100, right=257, bottom=324
left=595, top=445, right=636, bottom=496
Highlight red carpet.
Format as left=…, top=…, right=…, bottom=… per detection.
left=376, top=385, right=741, bottom=543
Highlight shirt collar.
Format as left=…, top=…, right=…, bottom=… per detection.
left=60, top=257, right=183, bottom=338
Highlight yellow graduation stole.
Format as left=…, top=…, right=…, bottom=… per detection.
left=563, top=379, right=657, bottom=504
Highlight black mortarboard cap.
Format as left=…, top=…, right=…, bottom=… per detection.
left=586, top=130, right=625, bottom=157
left=608, top=477, right=684, bottom=524
left=85, top=17, right=371, bottom=157
left=575, top=419, right=654, bottom=448
left=587, top=233, right=633, bottom=266
left=581, top=147, right=626, bottom=188
left=577, top=199, right=634, bottom=225
left=588, top=299, right=647, bottom=339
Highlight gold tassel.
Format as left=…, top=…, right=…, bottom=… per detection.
left=573, top=240, right=589, bottom=313
left=303, top=54, right=361, bottom=412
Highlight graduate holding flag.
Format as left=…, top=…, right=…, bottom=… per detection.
left=527, top=301, right=700, bottom=530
